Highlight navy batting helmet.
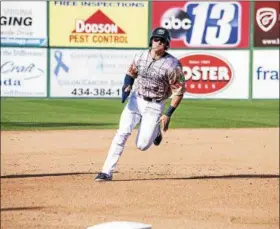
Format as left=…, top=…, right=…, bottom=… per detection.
left=149, top=27, right=171, bottom=49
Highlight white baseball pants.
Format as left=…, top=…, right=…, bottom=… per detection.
left=101, top=92, right=165, bottom=176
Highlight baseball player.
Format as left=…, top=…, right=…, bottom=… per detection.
left=95, top=27, right=185, bottom=181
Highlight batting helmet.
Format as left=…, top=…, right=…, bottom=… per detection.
left=149, top=27, right=171, bottom=49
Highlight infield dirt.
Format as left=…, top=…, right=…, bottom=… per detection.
left=1, top=128, right=279, bottom=229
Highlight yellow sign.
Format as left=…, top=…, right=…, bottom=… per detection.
left=49, top=1, right=149, bottom=48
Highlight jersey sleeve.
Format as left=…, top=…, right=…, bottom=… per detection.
left=168, top=61, right=186, bottom=96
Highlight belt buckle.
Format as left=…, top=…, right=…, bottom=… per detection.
left=145, top=97, right=153, bottom=102
left=151, top=97, right=161, bottom=103
left=139, top=93, right=160, bottom=103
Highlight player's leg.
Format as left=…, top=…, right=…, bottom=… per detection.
left=135, top=101, right=164, bottom=151
left=99, top=94, right=141, bottom=178
left=153, top=124, right=162, bottom=146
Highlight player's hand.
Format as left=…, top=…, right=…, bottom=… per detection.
left=121, top=85, right=132, bottom=103
left=160, top=114, right=170, bottom=132
left=127, top=64, right=137, bottom=77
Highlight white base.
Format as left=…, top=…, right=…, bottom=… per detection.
left=87, top=221, right=152, bottom=229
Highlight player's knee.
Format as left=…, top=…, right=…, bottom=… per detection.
left=137, top=144, right=149, bottom=151
left=136, top=141, right=150, bottom=151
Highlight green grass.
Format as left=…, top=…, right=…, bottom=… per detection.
left=1, top=98, right=279, bottom=131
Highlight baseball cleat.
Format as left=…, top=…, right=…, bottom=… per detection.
left=95, top=172, right=112, bottom=182
left=153, top=130, right=162, bottom=146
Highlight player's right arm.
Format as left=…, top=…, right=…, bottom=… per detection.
left=121, top=55, right=139, bottom=103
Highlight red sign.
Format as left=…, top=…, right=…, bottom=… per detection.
left=254, top=1, right=280, bottom=47
left=180, top=54, right=233, bottom=95
left=152, top=1, right=250, bottom=48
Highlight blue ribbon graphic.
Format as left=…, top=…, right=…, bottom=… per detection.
left=54, top=50, right=69, bottom=77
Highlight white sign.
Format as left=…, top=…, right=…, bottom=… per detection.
left=50, top=49, right=139, bottom=97
left=1, top=1, right=47, bottom=46
left=253, top=50, right=279, bottom=99
left=1, top=48, right=47, bottom=97
left=169, top=50, right=250, bottom=98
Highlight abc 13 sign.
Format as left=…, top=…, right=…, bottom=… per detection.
left=151, top=1, right=250, bottom=48
left=254, top=1, right=280, bottom=47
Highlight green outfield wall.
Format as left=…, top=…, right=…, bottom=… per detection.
left=1, top=1, right=279, bottom=99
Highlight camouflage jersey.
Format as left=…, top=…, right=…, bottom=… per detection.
left=127, top=50, right=185, bottom=101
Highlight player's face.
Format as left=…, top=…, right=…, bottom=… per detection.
left=152, top=37, right=166, bottom=52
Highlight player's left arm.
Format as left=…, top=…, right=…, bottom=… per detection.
left=160, top=63, right=185, bottom=131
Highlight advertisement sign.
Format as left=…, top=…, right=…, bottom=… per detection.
left=1, top=48, right=47, bottom=97
left=152, top=1, right=250, bottom=48
left=50, top=49, right=139, bottom=97
left=169, top=50, right=250, bottom=98
left=253, top=50, right=279, bottom=99
left=254, top=1, right=279, bottom=47
left=1, top=1, right=47, bottom=46
left=49, top=1, right=148, bottom=48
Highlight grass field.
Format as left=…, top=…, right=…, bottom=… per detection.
left=1, top=98, right=279, bottom=130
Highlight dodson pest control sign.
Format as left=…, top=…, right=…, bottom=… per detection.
left=169, top=50, right=249, bottom=99
left=1, top=1, right=47, bottom=46
left=1, top=48, right=47, bottom=97
left=49, top=1, right=148, bottom=48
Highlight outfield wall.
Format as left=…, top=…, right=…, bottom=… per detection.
left=1, top=1, right=279, bottom=99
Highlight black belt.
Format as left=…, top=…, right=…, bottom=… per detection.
left=138, top=93, right=161, bottom=103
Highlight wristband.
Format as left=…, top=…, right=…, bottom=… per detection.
left=165, top=106, right=176, bottom=117
left=124, top=74, right=134, bottom=86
